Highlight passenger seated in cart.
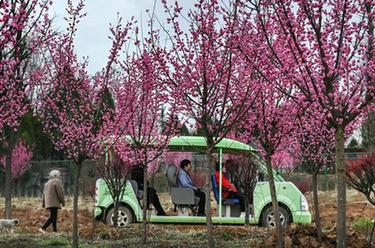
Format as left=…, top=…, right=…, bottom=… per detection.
left=215, top=161, right=245, bottom=212
left=177, top=159, right=206, bottom=216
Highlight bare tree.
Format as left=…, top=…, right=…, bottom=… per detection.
left=96, top=154, right=130, bottom=227
left=225, top=156, right=258, bottom=224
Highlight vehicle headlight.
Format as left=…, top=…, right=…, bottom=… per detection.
left=300, top=194, right=309, bottom=211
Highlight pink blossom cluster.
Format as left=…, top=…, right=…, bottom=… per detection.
left=245, top=0, right=374, bottom=129
left=227, top=0, right=374, bottom=170
left=0, top=0, right=53, bottom=134
left=21, top=0, right=373, bottom=178
left=271, top=150, right=298, bottom=170
left=33, top=0, right=126, bottom=160
left=164, top=152, right=192, bottom=167
left=158, top=0, right=259, bottom=143
left=113, top=48, right=179, bottom=170
left=1, top=140, right=32, bottom=178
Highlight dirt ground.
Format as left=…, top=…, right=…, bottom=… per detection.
left=0, top=190, right=374, bottom=247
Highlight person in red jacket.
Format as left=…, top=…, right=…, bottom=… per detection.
left=215, top=162, right=245, bottom=212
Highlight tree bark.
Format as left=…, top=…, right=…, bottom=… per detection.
left=72, top=161, right=83, bottom=248
left=312, top=172, right=322, bottom=242
left=142, top=166, right=148, bottom=244
left=245, top=197, right=250, bottom=225
left=205, top=150, right=215, bottom=248
left=5, top=151, right=12, bottom=219
left=113, top=196, right=119, bottom=227
left=17, top=179, right=22, bottom=198
left=4, top=130, right=16, bottom=219
left=265, top=154, right=284, bottom=248
left=335, top=125, right=346, bottom=248
left=369, top=219, right=375, bottom=247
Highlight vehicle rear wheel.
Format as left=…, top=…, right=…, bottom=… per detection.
left=261, top=205, right=290, bottom=228
left=105, top=205, right=133, bottom=226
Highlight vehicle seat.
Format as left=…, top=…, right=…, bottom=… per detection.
left=166, top=165, right=199, bottom=213
left=129, top=179, right=144, bottom=201
left=211, top=174, right=241, bottom=217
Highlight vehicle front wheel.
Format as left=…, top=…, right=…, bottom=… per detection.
left=261, top=205, right=290, bottom=228
left=105, top=205, right=133, bottom=227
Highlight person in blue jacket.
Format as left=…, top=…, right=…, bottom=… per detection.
left=177, top=159, right=206, bottom=216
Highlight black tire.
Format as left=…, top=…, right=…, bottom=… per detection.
left=261, top=205, right=291, bottom=228
left=105, top=205, right=133, bottom=227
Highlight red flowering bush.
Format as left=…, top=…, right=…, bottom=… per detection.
left=346, top=153, right=375, bottom=206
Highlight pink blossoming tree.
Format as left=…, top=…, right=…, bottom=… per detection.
left=1, top=140, right=33, bottom=197
left=1, top=140, right=33, bottom=179
left=242, top=1, right=374, bottom=246
left=158, top=1, right=259, bottom=245
left=240, top=78, right=297, bottom=246
left=113, top=47, right=179, bottom=243
left=0, top=0, right=53, bottom=218
left=292, top=112, right=335, bottom=242
left=34, top=1, right=133, bottom=246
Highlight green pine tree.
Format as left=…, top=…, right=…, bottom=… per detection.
left=361, top=112, right=375, bottom=150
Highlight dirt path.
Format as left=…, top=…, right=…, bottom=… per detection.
left=0, top=190, right=374, bottom=247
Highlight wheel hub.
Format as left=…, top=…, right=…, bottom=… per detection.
left=112, top=210, right=129, bottom=226
left=267, top=211, right=285, bottom=228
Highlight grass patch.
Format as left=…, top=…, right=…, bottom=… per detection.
left=353, top=218, right=374, bottom=229
left=38, top=238, right=68, bottom=247
left=353, top=217, right=375, bottom=241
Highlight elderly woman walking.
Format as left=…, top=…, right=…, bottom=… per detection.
left=39, top=169, right=65, bottom=233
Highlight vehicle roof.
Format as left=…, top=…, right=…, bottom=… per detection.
left=168, top=136, right=257, bottom=154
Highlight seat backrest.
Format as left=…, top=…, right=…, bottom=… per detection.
left=211, top=174, right=220, bottom=202
left=129, top=179, right=144, bottom=200
left=129, top=179, right=139, bottom=197
left=166, top=165, right=178, bottom=187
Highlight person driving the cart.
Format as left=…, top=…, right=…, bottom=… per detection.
left=177, top=159, right=206, bottom=216
left=130, top=166, right=168, bottom=216
left=215, top=161, right=245, bottom=212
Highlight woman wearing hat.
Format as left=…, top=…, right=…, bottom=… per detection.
left=39, top=170, right=65, bottom=233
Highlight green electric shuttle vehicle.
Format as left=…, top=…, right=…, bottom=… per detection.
left=94, top=136, right=311, bottom=227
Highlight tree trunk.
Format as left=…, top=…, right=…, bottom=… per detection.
left=72, top=161, right=83, bottom=248
left=18, top=178, right=22, bottom=198
left=142, top=166, right=148, bottom=244
left=11, top=178, right=16, bottom=197
left=368, top=219, right=375, bottom=247
left=244, top=197, right=250, bottom=225
left=5, top=151, right=12, bottom=219
left=312, top=172, right=322, bottom=242
left=12, top=178, right=21, bottom=198
left=265, top=154, right=283, bottom=248
left=113, top=196, right=119, bottom=227
left=4, top=131, right=16, bottom=219
left=205, top=151, right=215, bottom=248
left=335, top=125, right=346, bottom=248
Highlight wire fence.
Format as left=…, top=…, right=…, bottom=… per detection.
left=0, top=160, right=101, bottom=198
left=0, top=152, right=371, bottom=197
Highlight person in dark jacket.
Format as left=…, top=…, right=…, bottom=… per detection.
left=131, top=166, right=167, bottom=216
left=39, top=170, right=65, bottom=233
